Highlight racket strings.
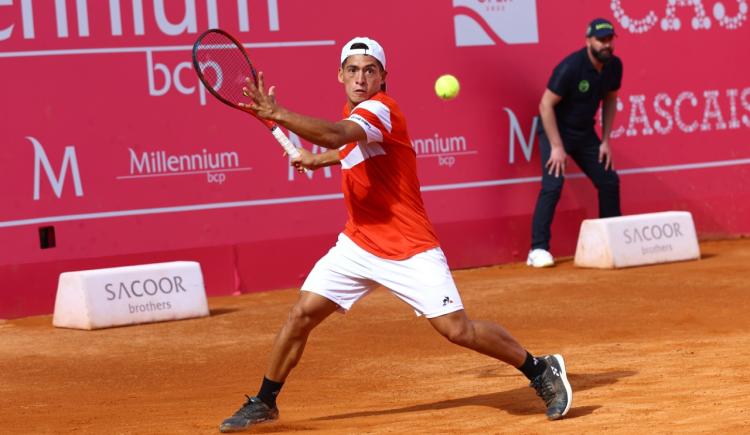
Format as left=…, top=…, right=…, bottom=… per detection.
left=194, top=32, right=254, bottom=106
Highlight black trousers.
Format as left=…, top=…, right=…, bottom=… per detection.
left=530, top=130, right=621, bottom=250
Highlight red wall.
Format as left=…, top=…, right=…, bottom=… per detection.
left=2, top=0, right=749, bottom=318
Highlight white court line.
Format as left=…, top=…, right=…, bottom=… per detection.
left=1, top=157, right=749, bottom=228
left=0, top=40, right=336, bottom=58
left=0, top=193, right=345, bottom=228
left=422, top=157, right=750, bottom=191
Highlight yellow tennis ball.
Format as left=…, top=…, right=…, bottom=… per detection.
left=435, top=74, right=460, bottom=100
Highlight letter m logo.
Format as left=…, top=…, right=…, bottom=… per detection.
left=504, top=108, right=538, bottom=163
left=29, top=136, right=84, bottom=200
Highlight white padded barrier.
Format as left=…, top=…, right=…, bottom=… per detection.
left=53, top=261, right=209, bottom=330
left=574, top=211, right=700, bottom=269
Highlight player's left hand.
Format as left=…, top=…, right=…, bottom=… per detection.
left=599, top=140, right=614, bottom=170
left=239, top=72, right=279, bottom=121
left=286, top=147, right=317, bottom=173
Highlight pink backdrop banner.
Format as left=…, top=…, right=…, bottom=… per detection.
left=2, top=0, right=749, bottom=317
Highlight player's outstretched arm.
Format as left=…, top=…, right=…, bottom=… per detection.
left=240, top=72, right=366, bottom=149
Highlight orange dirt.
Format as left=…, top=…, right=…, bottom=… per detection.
left=1, top=239, right=749, bottom=434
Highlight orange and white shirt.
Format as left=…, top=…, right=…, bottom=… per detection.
left=339, top=92, right=439, bottom=260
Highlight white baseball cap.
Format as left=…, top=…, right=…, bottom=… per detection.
left=340, top=37, right=386, bottom=69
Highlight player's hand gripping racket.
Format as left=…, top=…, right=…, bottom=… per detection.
left=192, top=28, right=300, bottom=159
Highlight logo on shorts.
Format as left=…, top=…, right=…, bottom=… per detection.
left=578, top=80, right=590, bottom=93
left=453, top=0, right=539, bottom=46
left=442, top=296, right=454, bottom=306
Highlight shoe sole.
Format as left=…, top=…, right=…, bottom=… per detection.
left=219, top=415, right=279, bottom=433
left=548, top=354, right=572, bottom=420
left=527, top=259, right=554, bottom=268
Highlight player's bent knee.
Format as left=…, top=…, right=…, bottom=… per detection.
left=284, top=293, right=337, bottom=335
left=285, top=306, right=319, bottom=336
left=445, top=328, right=475, bottom=347
left=434, top=320, right=474, bottom=347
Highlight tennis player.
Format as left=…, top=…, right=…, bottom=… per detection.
left=218, top=36, right=572, bottom=432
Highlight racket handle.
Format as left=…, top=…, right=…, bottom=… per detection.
left=269, top=124, right=301, bottom=158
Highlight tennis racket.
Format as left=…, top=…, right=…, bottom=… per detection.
left=192, top=28, right=300, bottom=159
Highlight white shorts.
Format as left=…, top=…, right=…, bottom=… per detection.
left=301, top=233, right=464, bottom=318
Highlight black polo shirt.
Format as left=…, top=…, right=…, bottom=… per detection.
left=546, top=47, right=622, bottom=134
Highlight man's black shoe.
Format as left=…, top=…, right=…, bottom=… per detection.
left=530, top=354, right=572, bottom=420
left=219, top=395, right=279, bottom=433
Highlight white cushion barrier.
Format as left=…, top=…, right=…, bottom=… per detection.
left=53, top=261, right=209, bottom=330
left=574, top=211, right=700, bottom=269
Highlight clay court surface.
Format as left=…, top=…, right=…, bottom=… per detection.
left=1, top=238, right=749, bottom=434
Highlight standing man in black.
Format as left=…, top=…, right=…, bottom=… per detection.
left=527, top=18, right=623, bottom=268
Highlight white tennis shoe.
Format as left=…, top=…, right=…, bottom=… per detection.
left=527, top=249, right=555, bottom=268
